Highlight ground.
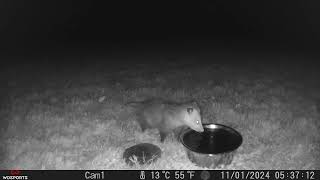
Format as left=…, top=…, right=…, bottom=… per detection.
left=0, top=51, right=319, bottom=169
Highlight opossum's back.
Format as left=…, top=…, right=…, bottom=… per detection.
left=141, top=103, right=186, bottom=129
left=138, top=103, right=166, bottom=126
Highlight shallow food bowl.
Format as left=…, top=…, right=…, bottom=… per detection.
left=180, top=123, right=243, bottom=168
left=123, top=143, right=162, bottom=166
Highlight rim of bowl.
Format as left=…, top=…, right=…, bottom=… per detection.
left=179, top=123, right=243, bottom=155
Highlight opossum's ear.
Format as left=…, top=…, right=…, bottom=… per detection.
left=191, top=101, right=199, bottom=107
left=187, top=107, right=193, bottom=114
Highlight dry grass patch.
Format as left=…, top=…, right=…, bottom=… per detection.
left=1, top=57, right=319, bottom=169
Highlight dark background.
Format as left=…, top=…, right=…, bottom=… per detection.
left=0, top=1, right=319, bottom=61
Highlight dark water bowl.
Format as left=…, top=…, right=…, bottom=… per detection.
left=180, top=123, right=243, bottom=168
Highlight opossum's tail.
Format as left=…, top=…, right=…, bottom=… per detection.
left=124, top=98, right=154, bottom=106
left=124, top=101, right=142, bottom=106
left=123, top=100, right=147, bottom=109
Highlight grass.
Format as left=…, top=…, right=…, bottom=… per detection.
left=0, top=53, right=319, bottom=169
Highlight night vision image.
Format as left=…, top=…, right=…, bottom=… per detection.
left=0, top=1, right=319, bottom=170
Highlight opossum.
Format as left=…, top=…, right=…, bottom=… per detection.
left=126, top=98, right=204, bottom=142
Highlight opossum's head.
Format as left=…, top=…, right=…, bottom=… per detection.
left=182, top=101, right=204, bottom=132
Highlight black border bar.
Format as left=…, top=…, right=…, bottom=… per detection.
left=0, top=170, right=319, bottom=180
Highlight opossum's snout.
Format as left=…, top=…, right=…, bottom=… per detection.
left=195, top=120, right=204, bottom=132
left=196, top=125, right=204, bottom=132
left=185, top=107, right=204, bottom=132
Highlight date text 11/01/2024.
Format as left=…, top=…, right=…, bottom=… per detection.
left=220, top=171, right=316, bottom=180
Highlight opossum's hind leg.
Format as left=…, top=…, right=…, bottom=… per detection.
left=136, top=118, right=147, bottom=132
left=135, top=113, right=147, bottom=132
left=159, top=131, right=168, bottom=142
left=139, top=123, right=147, bottom=132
